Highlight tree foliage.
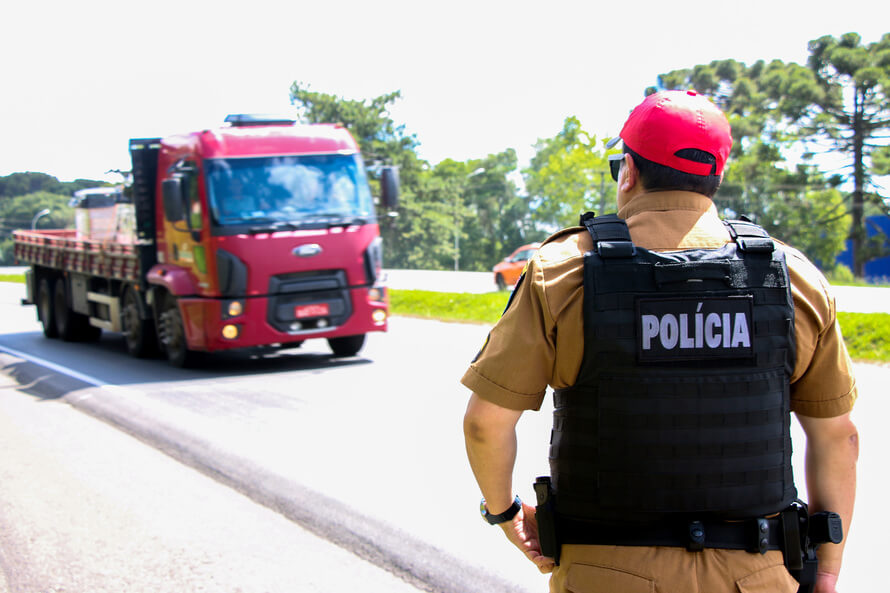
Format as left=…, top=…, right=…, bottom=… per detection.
left=651, top=34, right=890, bottom=273
left=801, top=33, right=890, bottom=275
left=0, top=173, right=107, bottom=265
left=289, top=84, right=537, bottom=271
left=524, top=117, right=615, bottom=230
left=0, top=191, right=74, bottom=264
left=0, top=172, right=106, bottom=199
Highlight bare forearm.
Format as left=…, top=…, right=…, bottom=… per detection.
left=463, top=393, right=522, bottom=513
left=798, top=413, right=859, bottom=577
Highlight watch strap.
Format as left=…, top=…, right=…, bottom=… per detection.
left=481, top=495, right=522, bottom=525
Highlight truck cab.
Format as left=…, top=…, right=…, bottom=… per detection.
left=131, top=114, right=399, bottom=365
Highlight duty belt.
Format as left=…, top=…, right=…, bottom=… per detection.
left=558, top=516, right=784, bottom=553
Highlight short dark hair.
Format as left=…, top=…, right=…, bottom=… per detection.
left=625, top=146, right=723, bottom=198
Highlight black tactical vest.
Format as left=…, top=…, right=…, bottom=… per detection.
left=550, top=213, right=797, bottom=524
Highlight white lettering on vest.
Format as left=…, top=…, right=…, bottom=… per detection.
left=731, top=312, right=752, bottom=348
left=641, top=314, right=659, bottom=350
left=659, top=314, right=679, bottom=349
left=640, top=307, right=751, bottom=352
left=705, top=312, right=722, bottom=348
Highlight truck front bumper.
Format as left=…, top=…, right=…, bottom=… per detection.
left=176, top=285, right=388, bottom=353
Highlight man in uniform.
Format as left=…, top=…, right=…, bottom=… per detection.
left=462, top=90, right=858, bottom=593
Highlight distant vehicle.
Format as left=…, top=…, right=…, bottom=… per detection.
left=14, top=114, right=399, bottom=366
left=493, top=243, right=541, bottom=290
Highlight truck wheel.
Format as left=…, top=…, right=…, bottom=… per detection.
left=327, top=334, right=365, bottom=357
left=122, top=287, right=157, bottom=358
left=159, top=294, right=195, bottom=368
left=53, top=280, right=76, bottom=341
left=53, top=280, right=98, bottom=341
left=38, top=277, right=58, bottom=338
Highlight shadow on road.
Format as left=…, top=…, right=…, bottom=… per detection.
left=1, top=330, right=372, bottom=391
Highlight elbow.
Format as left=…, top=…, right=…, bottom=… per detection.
left=834, top=415, right=860, bottom=460
left=463, top=410, right=488, bottom=445
left=847, top=423, right=860, bottom=462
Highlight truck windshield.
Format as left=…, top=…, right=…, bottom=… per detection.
left=204, top=153, right=374, bottom=229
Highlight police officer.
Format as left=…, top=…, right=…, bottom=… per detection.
left=462, top=90, right=858, bottom=593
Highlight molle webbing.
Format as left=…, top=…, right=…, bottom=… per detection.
left=551, top=214, right=797, bottom=522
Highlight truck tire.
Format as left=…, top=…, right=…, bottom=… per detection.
left=53, top=280, right=76, bottom=341
left=38, top=276, right=58, bottom=338
left=327, top=334, right=365, bottom=357
left=159, top=294, right=195, bottom=368
left=122, top=287, right=158, bottom=358
left=53, top=280, right=100, bottom=342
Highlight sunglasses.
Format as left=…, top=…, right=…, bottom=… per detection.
left=608, top=154, right=624, bottom=182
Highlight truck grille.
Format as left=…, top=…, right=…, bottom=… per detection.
left=266, top=270, right=352, bottom=333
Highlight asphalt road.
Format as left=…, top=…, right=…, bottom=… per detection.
left=0, top=365, right=423, bottom=593
left=0, top=281, right=544, bottom=593
left=0, top=277, right=886, bottom=592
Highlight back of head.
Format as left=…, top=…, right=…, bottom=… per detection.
left=609, top=90, right=733, bottom=197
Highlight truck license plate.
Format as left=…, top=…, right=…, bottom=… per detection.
left=295, top=303, right=329, bottom=319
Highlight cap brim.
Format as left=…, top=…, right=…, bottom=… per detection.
left=605, top=136, right=622, bottom=149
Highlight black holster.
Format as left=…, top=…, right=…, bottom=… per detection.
left=785, top=502, right=843, bottom=593
left=533, top=476, right=560, bottom=565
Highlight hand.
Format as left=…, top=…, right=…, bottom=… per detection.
left=498, top=502, right=556, bottom=574
left=813, top=571, right=839, bottom=593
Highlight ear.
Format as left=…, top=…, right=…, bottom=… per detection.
left=618, top=153, right=639, bottom=193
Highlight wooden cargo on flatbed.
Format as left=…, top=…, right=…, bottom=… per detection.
left=13, top=229, right=142, bottom=282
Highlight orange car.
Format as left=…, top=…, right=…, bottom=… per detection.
left=493, top=243, right=541, bottom=290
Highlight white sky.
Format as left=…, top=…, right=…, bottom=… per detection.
left=2, top=0, right=887, bottom=183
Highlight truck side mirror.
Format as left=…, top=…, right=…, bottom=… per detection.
left=380, top=166, right=400, bottom=210
left=162, top=178, right=185, bottom=222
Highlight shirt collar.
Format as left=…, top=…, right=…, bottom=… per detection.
left=617, top=190, right=716, bottom=220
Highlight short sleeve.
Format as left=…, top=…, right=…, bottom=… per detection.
left=786, top=248, right=858, bottom=418
left=460, top=256, right=555, bottom=411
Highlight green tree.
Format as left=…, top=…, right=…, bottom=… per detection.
left=289, top=83, right=437, bottom=269
left=0, top=191, right=74, bottom=264
left=524, top=117, right=615, bottom=230
left=800, top=33, right=890, bottom=275
left=0, top=172, right=108, bottom=202
left=650, top=42, right=889, bottom=273
left=456, top=150, right=538, bottom=272
left=765, top=185, right=852, bottom=268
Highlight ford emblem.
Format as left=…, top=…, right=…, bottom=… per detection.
left=293, top=244, right=323, bottom=257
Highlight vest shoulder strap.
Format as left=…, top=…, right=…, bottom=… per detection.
left=723, top=219, right=775, bottom=253
left=579, top=212, right=635, bottom=258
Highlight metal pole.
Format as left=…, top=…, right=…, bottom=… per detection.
left=31, top=208, right=51, bottom=230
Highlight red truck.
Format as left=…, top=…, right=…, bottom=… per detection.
left=13, top=114, right=399, bottom=366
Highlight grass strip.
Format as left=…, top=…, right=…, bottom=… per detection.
left=392, top=289, right=890, bottom=363
left=2, top=275, right=886, bottom=363
left=390, top=289, right=510, bottom=325
left=837, top=312, right=890, bottom=363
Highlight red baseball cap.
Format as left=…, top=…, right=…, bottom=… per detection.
left=607, top=90, right=732, bottom=176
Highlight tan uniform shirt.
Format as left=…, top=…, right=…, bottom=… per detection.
left=461, top=191, right=857, bottom=418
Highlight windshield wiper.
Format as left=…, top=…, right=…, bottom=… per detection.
left=247, top=220, right=299, bottom=233
left=325, top=215, right=367, bottom=228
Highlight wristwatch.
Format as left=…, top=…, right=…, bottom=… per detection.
left=480, top=496, right=522, bottom=525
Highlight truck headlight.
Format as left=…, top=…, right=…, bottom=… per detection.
left=222, top=324, right=240, bottom=340
left=225, top=300, right=244, bottom=318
